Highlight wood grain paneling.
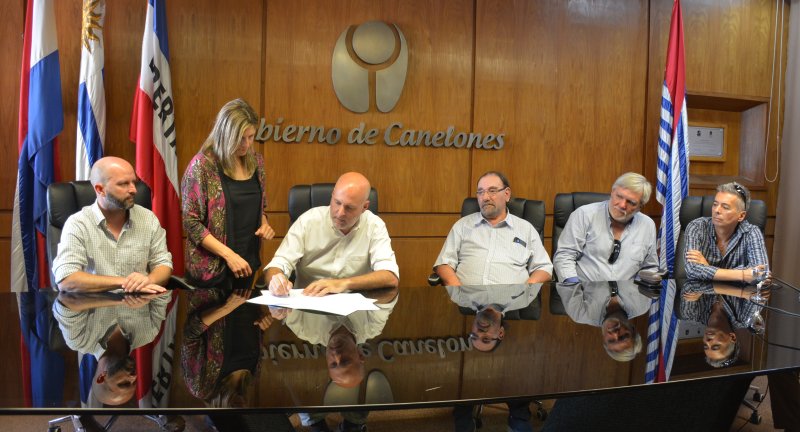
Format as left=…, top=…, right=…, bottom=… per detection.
left=262, top=0, right=474, bottom=213
left=643, top=0, right=788, bottom=217
left=687, top=108, right=742, bottom=177
left=0, top=1, right=24, bottom=211
left=473, top=0, right=649, bottom=210
left=166, top=0, right=264, bottom=178
left=681, top=0, right=777, bottom=98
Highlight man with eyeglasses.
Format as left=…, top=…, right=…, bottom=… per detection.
left=683, top=182, right=768, bottom=282
left=434, top=171, right=551, bottom=432
left=554, top=172, right=658, bottom=282
left=434, top=171, right=552, bottom=288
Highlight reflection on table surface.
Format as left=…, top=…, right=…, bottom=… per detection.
left=8, top=278, right=800, bottom=411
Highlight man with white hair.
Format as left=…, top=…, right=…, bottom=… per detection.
left=554, top=172, right=658, bottom=282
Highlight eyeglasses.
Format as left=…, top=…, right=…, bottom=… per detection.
left=476, top=187, right=508, bottom=198
left=608, top=240, right=621, bottom=264
left=468, top=332, right=501, bottom=344
left=733, top=183, right=747, bottom=204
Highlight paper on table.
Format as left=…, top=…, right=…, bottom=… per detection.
left=247, top=289, right=379, bottom=315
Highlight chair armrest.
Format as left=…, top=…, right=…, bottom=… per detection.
left=168, top=275, right=197, bottom=290
left=428, top=272, right=443, bottom=286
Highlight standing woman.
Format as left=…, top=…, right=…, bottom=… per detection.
left=180, top=98, right=275, bottom=406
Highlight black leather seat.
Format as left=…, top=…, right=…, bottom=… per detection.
left=429, top=197, right=545, bottom=286
left=288, top=183, right=378, bottom=224
left=46, top=180, right=152, bottom=288
left=551, top=192, right=610, bottom=276
left=460, top=197, right=546, bottom=241
left=457, top=300, right=541, bottom=320
left=673, top=195, right=767, bottom=279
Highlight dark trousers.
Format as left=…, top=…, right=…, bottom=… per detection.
left=769, top=371, right=800, bottom=432
left=453, top=400, right=532, bottom=432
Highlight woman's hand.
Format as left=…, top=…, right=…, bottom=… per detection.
left=225, top=251, right=252, bottom=278
left=254, top=307, right=275, bottom=330
left=224, top=288, right=252, bottom=311
left=255, top=219, right=275, bottom=240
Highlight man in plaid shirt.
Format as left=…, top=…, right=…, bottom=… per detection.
left=683, top=182, right=768, bottom=282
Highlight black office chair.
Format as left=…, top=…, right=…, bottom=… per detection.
left=46, top=181, right=152, bottom=288
left=551, top=192, right=610, bottom=265
left=429, top=197, right=545, bottom=286
left=671, top=194, right=767, bottom=425
left=45, top=180, right=180, bottom=432
left=288, top=182, right=378, bottom=224
left=672, top=195, right=767, bottom=280
left=457, top=299, right=541, bottom=320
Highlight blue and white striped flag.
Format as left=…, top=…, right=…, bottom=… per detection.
left=76, top=0, right=106, bottom=180
left=646, top=0, right=690, bottom=384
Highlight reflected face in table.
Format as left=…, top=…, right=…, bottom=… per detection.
left=95, top=356, right=137, bottom=406
left=327, top=329, right=366, bottom=388
left=602, top=317, right=633, bottom=352
left=703, top=327, right=737, bottom=362
left=470, top=307, right=505, bottom=352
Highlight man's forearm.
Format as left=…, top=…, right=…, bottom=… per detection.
left=148, top=265, right=172, bottom=286
left=341, top=270, right=399, bottom=290
left=435, top=265, right=461, bottom=286
left=714, top=268, right=754, bottom=283
left=57, top=271, right=126, bottom=292
left=526, top=269, right=552, bottom=284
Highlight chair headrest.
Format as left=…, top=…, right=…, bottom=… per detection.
left=288, top=183, right=379, bottom=223
left=460, top=197, right=546, bottom=240
left=679, top=195, right=767, bottom=234
left=47, top=180, right=152, bottom=229
left=553, top=192, right=610, bottom=227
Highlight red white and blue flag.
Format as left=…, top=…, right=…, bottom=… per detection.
left=13, top=0, right=66, bottom=406
left=646, top=0, right=690, bottom=384
left=76, top=0, right=106, bottom=180
left=129, top=0, right=182, bottom=408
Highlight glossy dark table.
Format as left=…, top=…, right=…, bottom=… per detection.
left=5, top=278, right=800, bottom=414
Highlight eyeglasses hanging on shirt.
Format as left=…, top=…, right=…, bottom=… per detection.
left=608, top=240, right=622, bottom=264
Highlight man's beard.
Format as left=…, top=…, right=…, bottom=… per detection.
left=106, top=355, right=136, bottom=377
left=106, top=194, right=134, bottom=210
left=610, top=208, right=634, bottom=224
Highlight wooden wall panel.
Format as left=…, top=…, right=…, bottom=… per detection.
left=0, top=1, right=24, bottom=210
left=681, top=0, right=777, bottom=98
left=686, top=108, right=742, bottom=177
left=166, top=0, right=264, bottom=177
left=262, top=0, right=474, bottom=213
left=472, top=0, right=649, bottom=208
left=643, top=0, right=788, bottom=217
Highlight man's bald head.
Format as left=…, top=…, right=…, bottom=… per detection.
left=329, top=172, right=371, bottom=234
left=90, top=157, right=135, bottom=188
left=90, top=157, right=138, bottom=211
left=333, top=172, right=371, bottom=202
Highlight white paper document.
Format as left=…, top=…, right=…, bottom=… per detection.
left=247, top=289, right=379, bottom=316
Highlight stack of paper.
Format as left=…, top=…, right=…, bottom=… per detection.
left=247, top=289, right=379, bottom=316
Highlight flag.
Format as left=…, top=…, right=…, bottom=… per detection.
left=644, top=280, right=680, bottom=383
left=76, top=0, right=106, bottom=180
left=129, top=0, right=182, bottom=408
left=12, top=0, right=66, bottom=406
left=646, top=0, right=690, bottom=383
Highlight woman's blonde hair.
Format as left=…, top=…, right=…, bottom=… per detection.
left=201, top=98, right=259, bottom=177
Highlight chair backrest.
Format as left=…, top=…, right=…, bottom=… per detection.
left=552, top=192, right=609, bottom=258
left=673, top=195, right=767, bottom=279
left=288, top=183, right=378, bottom=224
left=460, top=197, right=546, bottom=241
left=46, top=180, right=152, bottom=287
